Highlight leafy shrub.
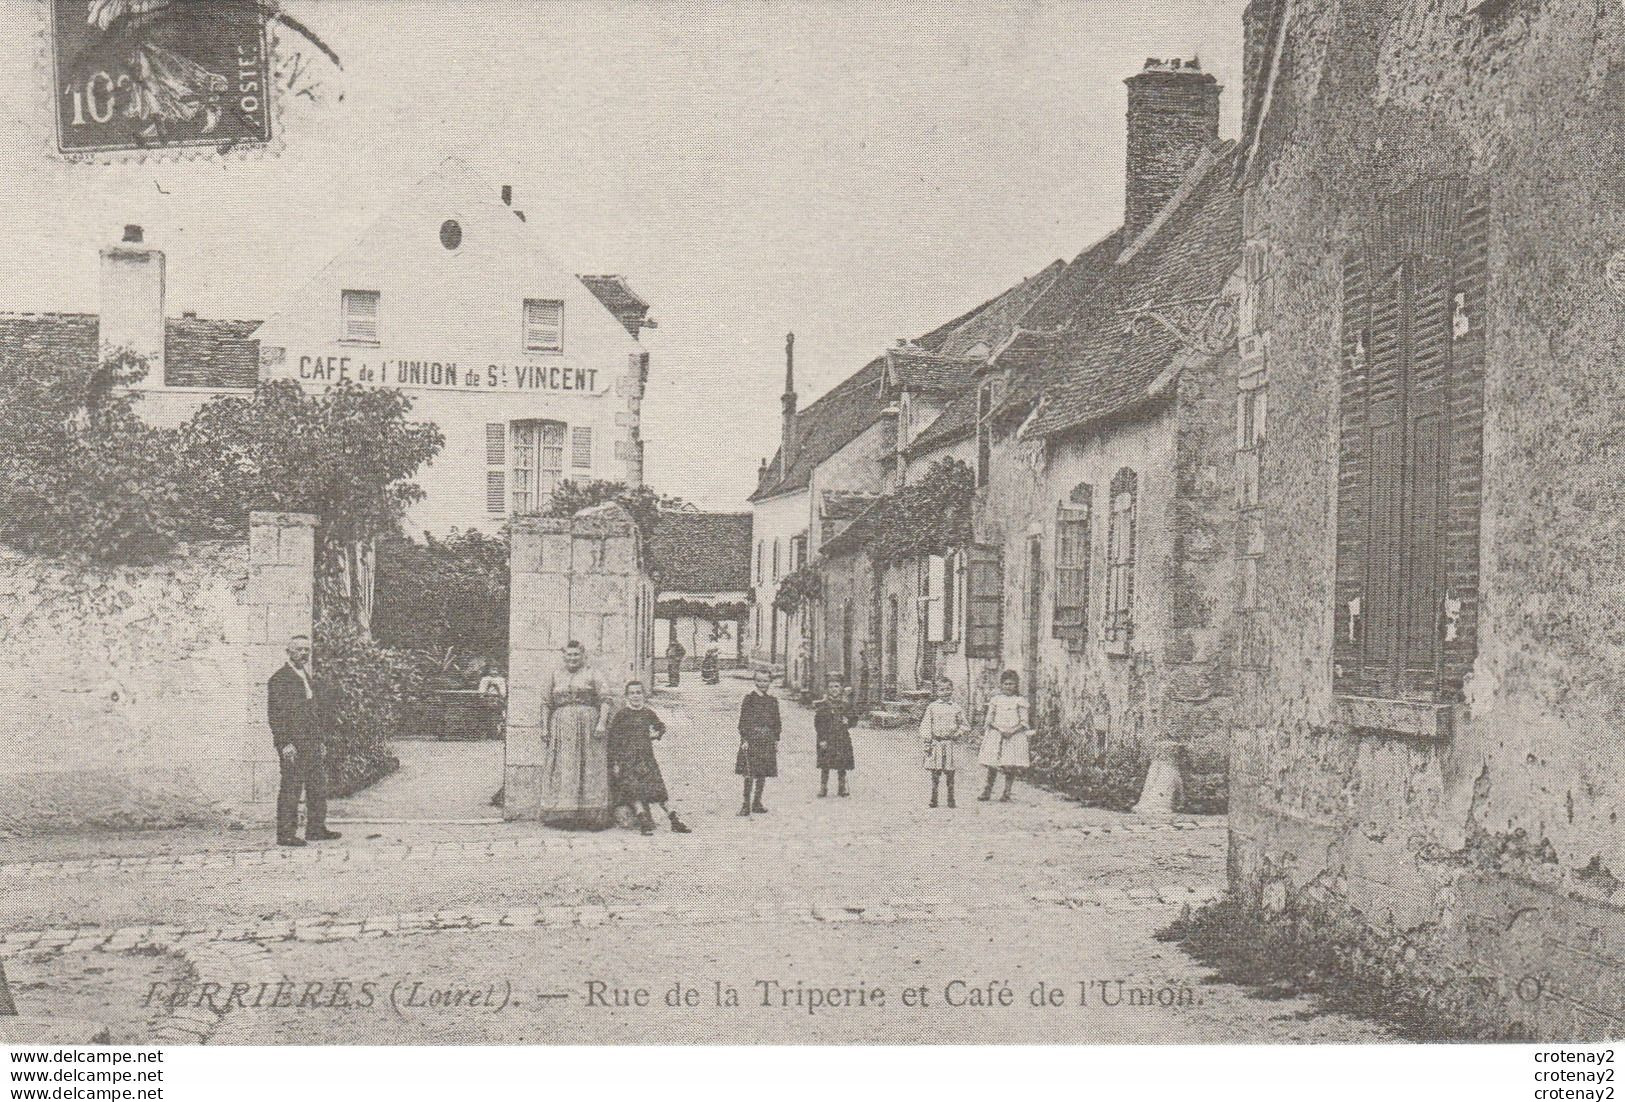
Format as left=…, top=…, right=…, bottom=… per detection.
left=0, top=351, right=194, bottom=562
left=372, top=530, right=510, bottom=665
left=1027, top=724, right=1150, bottom=812
left=313, top=617, right=417, bottom=796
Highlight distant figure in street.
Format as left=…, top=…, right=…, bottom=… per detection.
left=666, top=638, right=687, bottom=687
left=607, top=680, right=691, bottom=835
left=920, top=677, right=967, bottom=808
left=700, top=647, right=720, bottom=685
left=267, top=634, right=340, bottom=847
left=539, top=640, right=613, bottom=828
left=977, top=670, right=1031, bottom=803
left=735, top=669, right=780, bottom=816
left=814, top=673, right=855, bottom=798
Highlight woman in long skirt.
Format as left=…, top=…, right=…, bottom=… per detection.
left=540, top=640, right=612, bottom=828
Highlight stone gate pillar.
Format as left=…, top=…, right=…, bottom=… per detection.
left=505, top=504, right=654, bottom=820
left=242, top=511, right=316, bottom=802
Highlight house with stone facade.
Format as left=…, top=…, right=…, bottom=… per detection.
left=810, top=59, right=1243, bottom=818
left=0, top=158, right=654, bottom=538
left=745, top=267, right=1062, bottom=687
left=1224, top=0, right=1625, bottom=1040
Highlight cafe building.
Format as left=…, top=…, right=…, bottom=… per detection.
left=1, top=157, right=655, bottom=537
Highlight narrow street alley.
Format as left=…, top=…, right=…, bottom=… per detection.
left=0, top=682, right=1393, bottom=1044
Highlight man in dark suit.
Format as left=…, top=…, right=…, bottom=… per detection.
left=268, top=633, right=341, bottom=847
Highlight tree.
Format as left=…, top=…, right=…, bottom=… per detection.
left=176, top=380, right=444, bottom=626
left=540, top=479, right=686, bottom=572
left=371, top=529, right=510, bottom=666
left=0, top=349, right=193, bottom=562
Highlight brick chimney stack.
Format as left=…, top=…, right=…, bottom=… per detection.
left=99, top=223, right=166, bottom=387
left=779, top=331, right=798, bottom=480
left=1123, top=57, right=1221, bottom=240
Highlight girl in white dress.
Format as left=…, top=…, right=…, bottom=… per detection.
left=977, top=670, right=1031, bottom=803
left=919, top=677, right=967, bottom=808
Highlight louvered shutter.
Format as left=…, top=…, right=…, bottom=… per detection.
left=524, top=299, right=564, bottom=352
left=964, top=544, right=1003, bottom=659
left=485, top=422, right=506, bottom=514
left=1362, top=263, right=1408, bottom=690
left=1399, top=259, right=1453, bottom=697
left=1334, top=249, right=1372, bottom=690
left=1053, top=493, right=1091, bottom=646
left=342, top=290, right=380, bottom=343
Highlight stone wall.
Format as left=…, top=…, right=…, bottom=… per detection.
left=503, top=506, right=655, bottom=820
left=0, top=511, right=315, bottom=834
left=1229, top=0, right=1625, bottom=1040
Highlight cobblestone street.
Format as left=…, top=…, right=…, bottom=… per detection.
left=1, top=682, right=1393, bottom=1043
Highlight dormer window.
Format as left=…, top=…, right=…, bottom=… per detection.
left=341, top=289, right=380, bottom=344
left=524, top=298, right=564, bottom=353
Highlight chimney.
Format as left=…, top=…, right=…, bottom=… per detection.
left=1123, top=57, right=1221, bottom=240
left=501, top=184, right=513, bottom=206
left=1241, top=1, right=1285, bottom=148
left=779, top=332, right=798, bottom=480
left=99, top=224, right=165, bottom=386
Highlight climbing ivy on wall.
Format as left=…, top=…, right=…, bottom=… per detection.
left=861, top=458, right=976, bottom=564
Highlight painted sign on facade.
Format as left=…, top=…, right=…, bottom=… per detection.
left=268, top=351, right=607, bottom=395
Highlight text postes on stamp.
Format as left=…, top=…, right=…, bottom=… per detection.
left=49, top=0, right=272, bottom=156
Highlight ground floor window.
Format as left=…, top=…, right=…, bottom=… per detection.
left=510, top=419, right=565, bottom=514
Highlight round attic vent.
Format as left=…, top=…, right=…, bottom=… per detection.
left=439, top=219, right=463, bottom=250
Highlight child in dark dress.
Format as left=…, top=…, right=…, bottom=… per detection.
left=735, top=669, right=780, bottom=816
left=607, top=680, right=691, bottom=835
left=814, top=673, right=855, bottom=797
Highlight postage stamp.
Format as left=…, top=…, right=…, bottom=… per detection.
left=47, top=0, right=272, bottom=155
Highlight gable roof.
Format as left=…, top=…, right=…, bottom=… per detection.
left=749, top=260, right=1066, bottom=502
left=1027, top=142, right=1242, bottom=439
left=820, top=489, right=880, bottom=521
left=882, top=344, right=982, bottom=395
left=901, top=230, right=1124, bottom=458
left=0, top=311, right=260, bottom=389
left=649, top=511, right=753, bottom=592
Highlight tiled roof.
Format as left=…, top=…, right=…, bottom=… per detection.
left=816, top=495, right=889, bottom=560
left=578, top=275, right=651, bottom=335
left=165, top=317, right=260, bottom=387
left=820, top=490, right=880, bottom=520
left=883, top=345, right=981, bottom=395
left=0, top=312, right=260, bottom=389
left=749, top=260, right=1066, bottom=503
left=649, top=511, right=753, bottom=592
left=902, top=232, right=1123, bottom=458
left=1027, top=143, right=1241, bottom=438
left=914, top=259, right=1067, bottom=356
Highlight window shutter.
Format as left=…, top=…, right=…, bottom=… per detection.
left=342, top=290, right=379, bottom=343
left=1399, top=258, right=1453, bottom=696
left=1362, top=264, right=1408, bottom=688
left=925, top=555, right=947, bottom=643
left=1053, top=488, right=1092, bottom=646
left=524, top=299, right=564, bottom=352
left=485, top=423, right=506, bottom=514
left=964, top=543, right=1003, bottom=659
left=571, top=425, right=593, bottom=469
left=1333, top=247, right=1372, bottom=690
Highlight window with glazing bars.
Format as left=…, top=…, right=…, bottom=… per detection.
left=510, top=420, right=565, bottom=513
